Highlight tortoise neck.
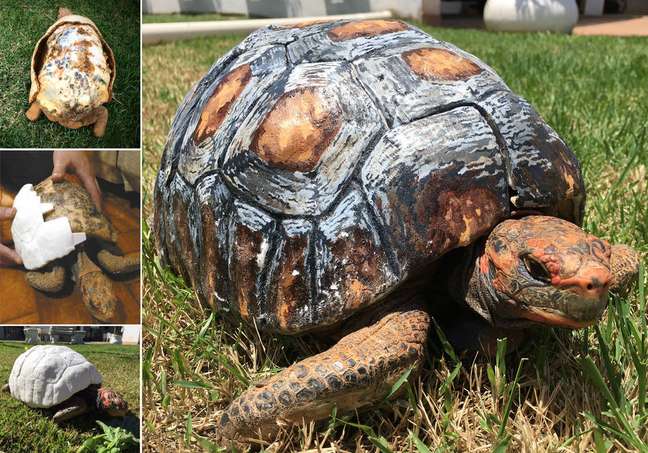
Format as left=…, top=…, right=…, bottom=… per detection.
left=461, top=241, right=499, bottom=324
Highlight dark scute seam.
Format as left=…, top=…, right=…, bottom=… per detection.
left=257, top=222, right=281, bottom=323
left=307, top=220, right=319, bottom=327
left=353, top=180, right=400, bottom=279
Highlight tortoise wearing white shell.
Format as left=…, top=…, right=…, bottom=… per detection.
left=153, top=19, right=640, bottom=444
left=2, top=345, right=128, bottom=423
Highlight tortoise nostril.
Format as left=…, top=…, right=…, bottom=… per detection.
left=587, top=283, right=594, bottom=290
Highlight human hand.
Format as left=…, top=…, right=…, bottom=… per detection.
left=51, top=150, right=102, bottom=211
left=0, top=207, right=22, bottom=266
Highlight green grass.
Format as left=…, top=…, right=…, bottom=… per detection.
left=0, top=0, right=140, bottom=148
left=0, top=341, right=140, bottom=452
left=142, top=24, right=648, bottom=451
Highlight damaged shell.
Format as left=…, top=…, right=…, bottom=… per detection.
left=154, top=19, right=585, bottom=334
left=29, top=14, right=115, bottom=128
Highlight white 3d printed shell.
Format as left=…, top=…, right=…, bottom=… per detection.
left=8, top=345, right=102, bottom=408
left=11, top=184, right=86, bottom=270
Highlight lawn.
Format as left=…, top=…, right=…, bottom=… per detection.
left=142, top=23, right=648, bottom=452
left=0, top=0, right=140, bottom=148
left=0, top=341, right=140, bottom=452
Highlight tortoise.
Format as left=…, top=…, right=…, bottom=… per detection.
left=22, top=178, right=139, bottom=323
left=2, top=345, right=128, bottom=423
left=152, top=19, right=641, bottom=444
left=25, top=7, right=115, bottom=137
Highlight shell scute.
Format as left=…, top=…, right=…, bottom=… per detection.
left=361, top=106, right=509, bottom=275
left=222, top=61, right=382, bottom=216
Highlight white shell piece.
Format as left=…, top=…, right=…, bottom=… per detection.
left=9, top=345, right=102, bottom=409
left=11, top=184, right=86, bottom=270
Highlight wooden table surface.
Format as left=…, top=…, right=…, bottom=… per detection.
left=0, top=181, right=140, bottom=324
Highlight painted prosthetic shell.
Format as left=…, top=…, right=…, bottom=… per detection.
left=29, top=14, right=115, bottom=130
left=154, top=19, right=585, bottom=335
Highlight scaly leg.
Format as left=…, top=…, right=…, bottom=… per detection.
left=216, top=297, right=430, bottom=445
left=93, top=107, right=109, bottom=137
left=52, top=395, right=88, bottom=424
left=610, top=244, right=640, bottom=296
left=25, top=102, right=42, bottom=121
left=96, top=250, right=140, bottom=275
left=78, top=251, right=123, bottom=323
left=25, top=265, right=66, bottom=293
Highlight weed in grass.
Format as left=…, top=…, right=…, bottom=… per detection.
left=142, top=22, right=648, bottom=452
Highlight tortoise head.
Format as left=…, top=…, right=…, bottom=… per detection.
left=475, top=215, right=611, bottom=328
left=96, top=387, right=128, bottom=417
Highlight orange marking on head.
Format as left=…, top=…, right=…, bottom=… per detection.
left=251, top=87, right=341, bottom=173
left=328, top=20, right=408, bottom=41
left=193, top=64, right=251, bottom=143
left=403, top=48, right=482, bottom=81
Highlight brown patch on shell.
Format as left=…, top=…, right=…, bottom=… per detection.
left=402, top=48, right=482, bottom=81
left=275, top=235, right=310, bottom=330
left=327, top=229, right=382, bottom=311
left=71, top=39, right=96, bottom=74
left=328, top=20, right=408, bottom=41
left=231, top=224, right=263, bottom=320
left=436, top=188, right=502, bottom=248
left=193, top=64, right=251, bottom=143
left=251, top=87, right=342, bottom=173
left=199, top=203, right=218, bottom=310
left=412, top=183, right=503, bottom=259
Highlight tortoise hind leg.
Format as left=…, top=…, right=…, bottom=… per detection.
left=216, top=296, right=430, bottom=445
left=53, top=395, right=88, bottom=424
left=25, top=102, right=42, bottom=121
left=25, top=265, right=66, bottom=293
left=96, top=249, right=139, bottom=275
left=77, top=251, right=123, bottom=323
left=92, top=106, right=108, bottom=138
left=609, top=244, right=640, bottom=296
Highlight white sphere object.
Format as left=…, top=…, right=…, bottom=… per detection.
left=484, top=0, right=579, bottom=33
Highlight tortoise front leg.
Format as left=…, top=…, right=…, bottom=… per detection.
left=92, top=106, right=109, bottom=138
left=52, top=395, right=88, bottom=424
left=1, top=384, right=9, bottom=393
left=610, top=244, right=640, bottom=296
left=25, top=102, right=42, bottom=121
left=216, top=297, right=430, bottom=445
left=25, top=265, right=66, bottom=293
left=96, top=250, right=139, bottom=275
left=77, top=251, right=123, bottom=323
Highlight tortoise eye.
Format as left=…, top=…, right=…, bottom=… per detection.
left=522, top=255, right=552, bottom=283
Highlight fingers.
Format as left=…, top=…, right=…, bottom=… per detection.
left=0, top=244, right=22, bottom=267
left=0, top=207, right=16, bottom=221
left=79, top=172, right=103, bottom=212
left=51, top=151, right=68, bottom=182
left=51, top=150, right=103, bottom=211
